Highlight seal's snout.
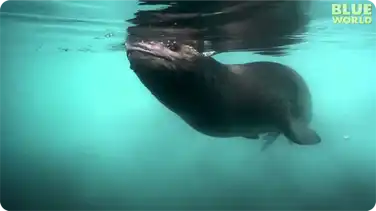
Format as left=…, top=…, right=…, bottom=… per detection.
left=126, top=40, right=202, bottom=71
left=126, top=40, right=183, bottom=54
left=126, top=41, right=162, bottom=51
left=126, top=41, right=168, bottom=58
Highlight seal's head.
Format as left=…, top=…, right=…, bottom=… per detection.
left=125, top=40, right=226, bottom=125
left=126, top=40, right=210, bottom=73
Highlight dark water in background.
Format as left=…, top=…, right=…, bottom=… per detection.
left=1, top=0, right=376, bottom=210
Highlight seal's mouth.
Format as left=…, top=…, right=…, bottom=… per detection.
left=126, top=42, right=171, bottom=60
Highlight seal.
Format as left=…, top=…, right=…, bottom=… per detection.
left=125, top=40, right=321, bottom=148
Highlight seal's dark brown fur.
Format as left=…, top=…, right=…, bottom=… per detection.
left=126, top=41, right=321, bottom=147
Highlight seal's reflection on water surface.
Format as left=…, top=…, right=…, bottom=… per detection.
left=126, top=1, right=311, bottom=56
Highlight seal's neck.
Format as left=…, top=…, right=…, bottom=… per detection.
left=134, top=56, right=229, bottom=114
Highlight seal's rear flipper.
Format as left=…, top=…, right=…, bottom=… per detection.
left=288, top=120, right=321, bottom=145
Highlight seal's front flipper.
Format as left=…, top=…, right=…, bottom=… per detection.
left=263, top=132, right=280, bottom=141
left=243, top=134, right=260, bottom=140
left=260, top=132, right=280, bottom=151
left=287, top=120, right=321, bottom=145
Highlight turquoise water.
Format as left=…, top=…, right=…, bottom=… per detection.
left=1, top=0, right=376, bottom=210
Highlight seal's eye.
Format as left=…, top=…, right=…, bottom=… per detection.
left=167, top=42, right=180, bottom=52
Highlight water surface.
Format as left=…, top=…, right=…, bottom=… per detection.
left=1, top=1, right=376, bottom=210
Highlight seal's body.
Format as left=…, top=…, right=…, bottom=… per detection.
left=126, top=41, right=321, bottom=147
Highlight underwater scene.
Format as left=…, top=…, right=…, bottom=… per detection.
left=1, top=0, right=376, bottom=210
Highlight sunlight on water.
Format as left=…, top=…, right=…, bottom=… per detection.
left=1, top=0, right=375, bottom=210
